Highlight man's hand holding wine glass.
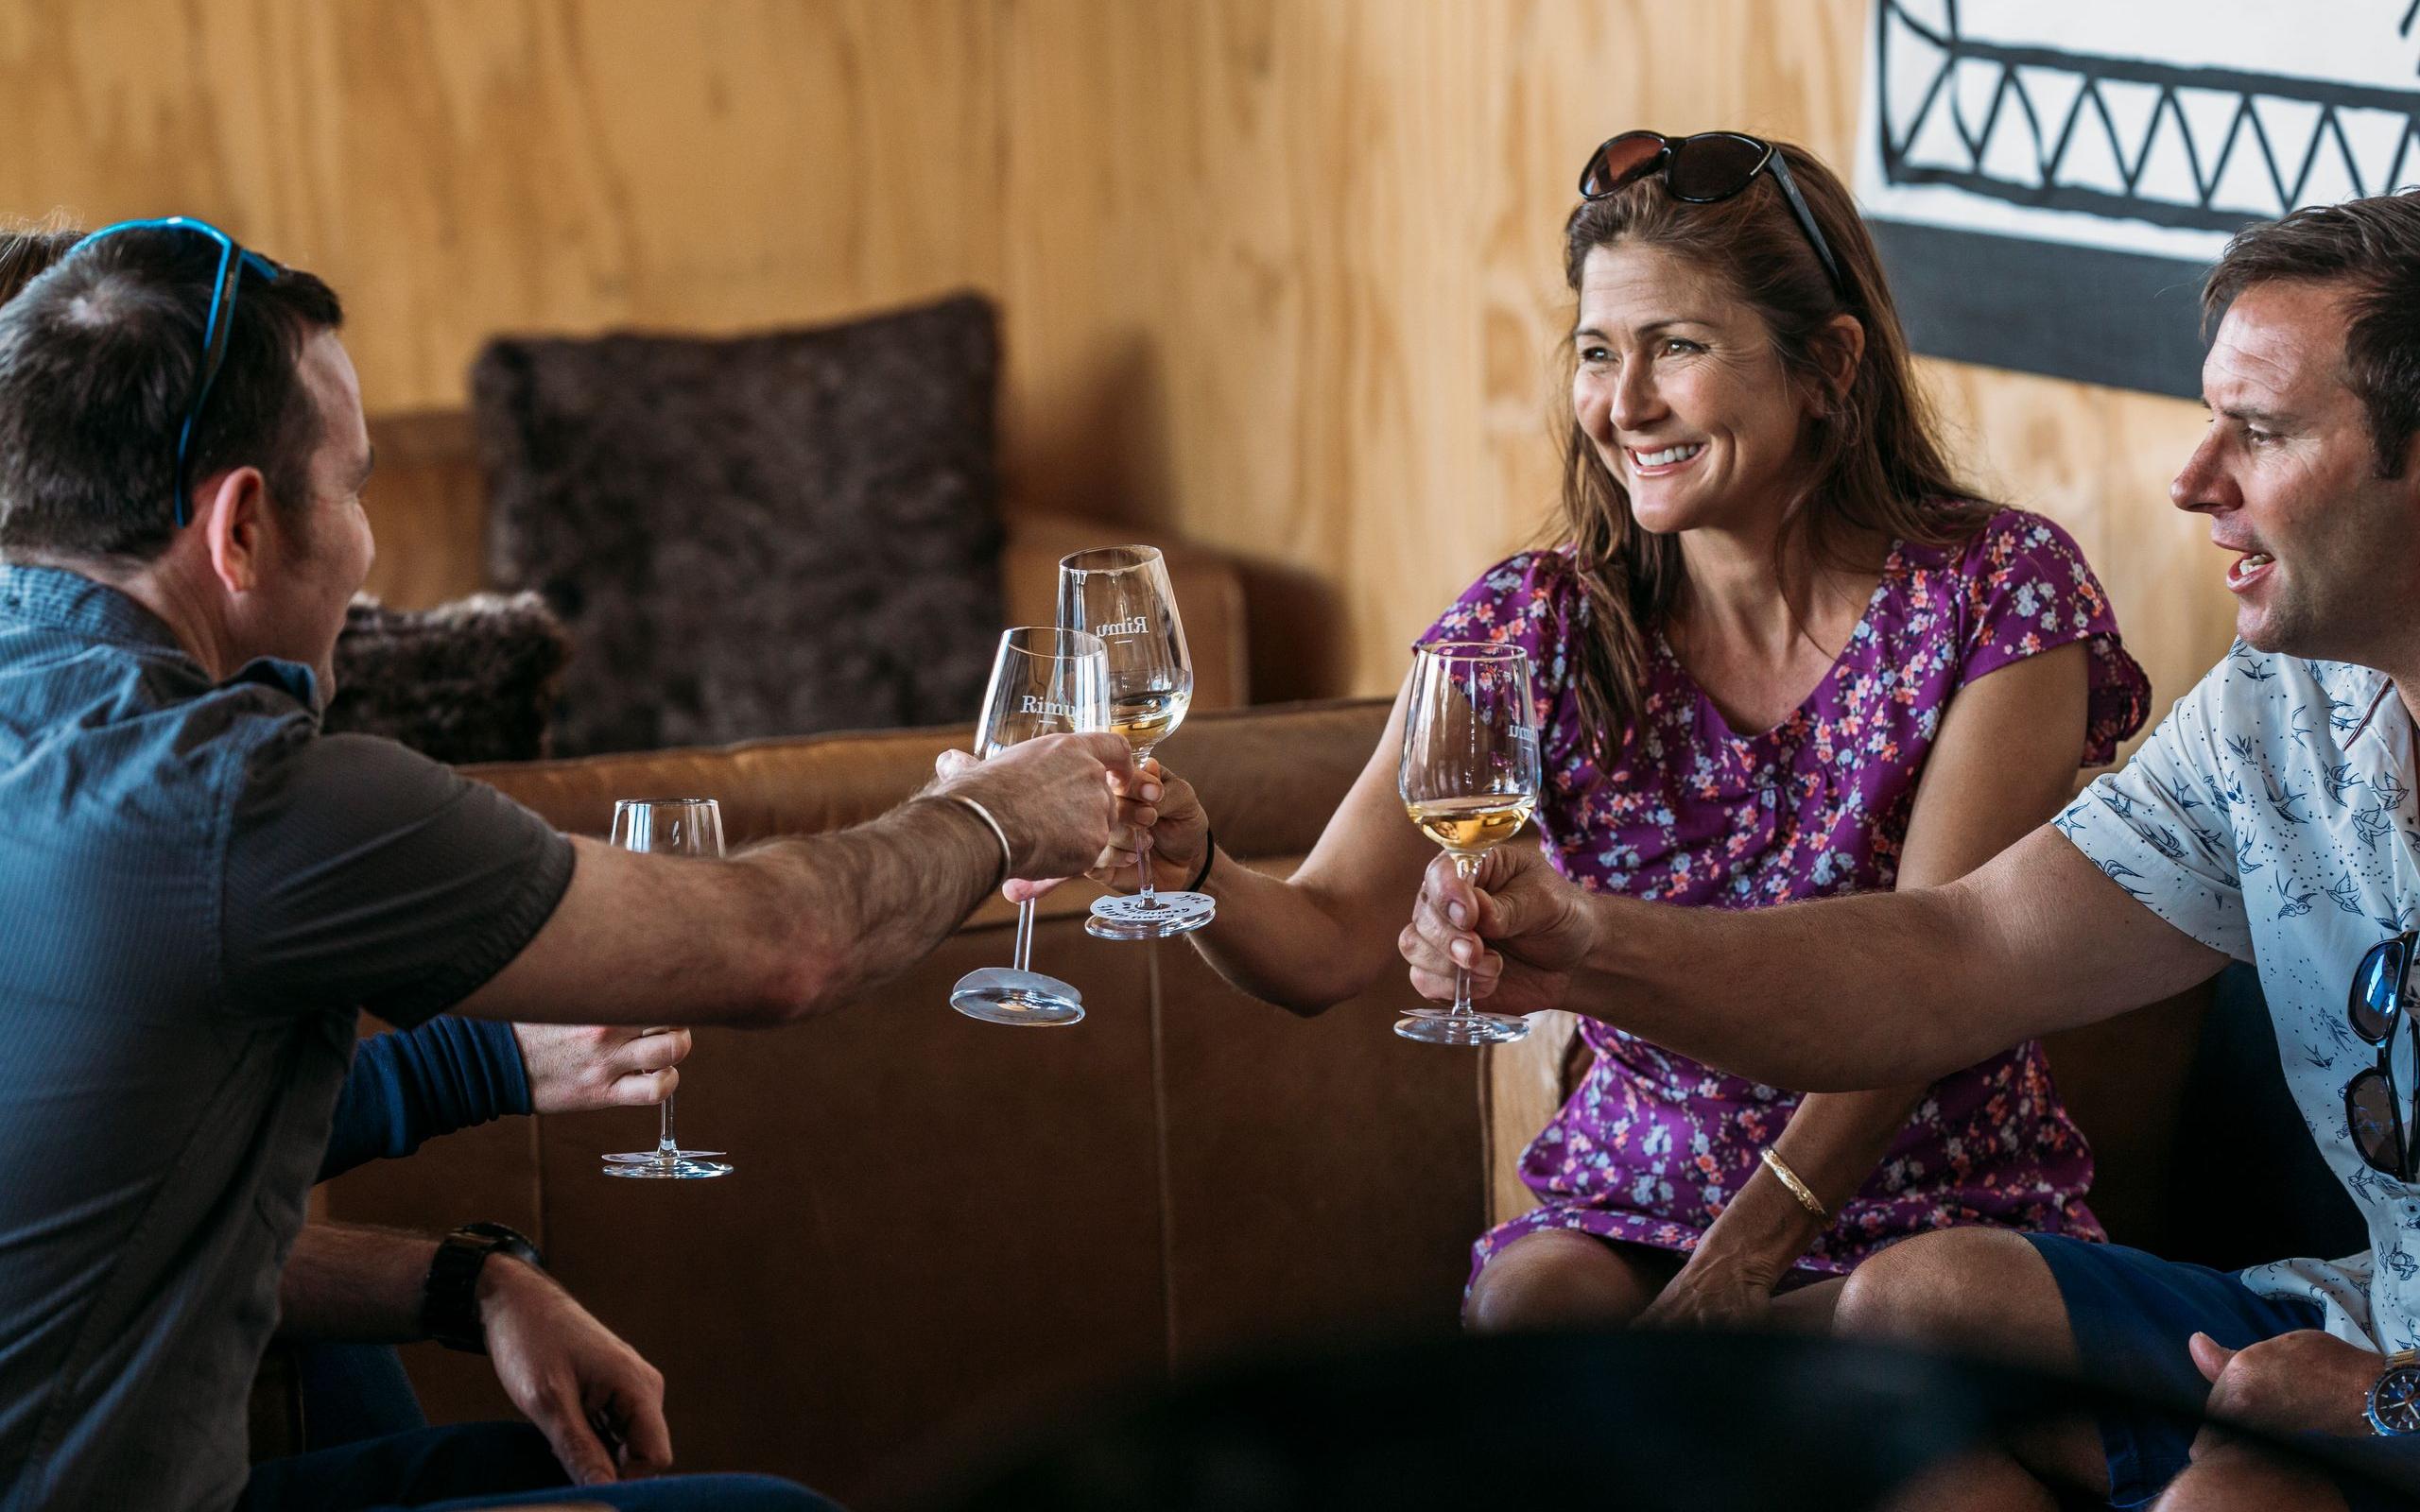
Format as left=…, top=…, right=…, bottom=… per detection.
left=1399, top=843, right=1596, bottom=1019
left=928, top=728, right=1140, bottom=883
left=924, top=735, right=1161, bottom=895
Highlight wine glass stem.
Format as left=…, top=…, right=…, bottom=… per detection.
left=1013, top=896, right=1038, bottom=973
left=1132, top=743, right=1158, bottom=903
left=657, top=1093, right=679, bottom=1158
left=1450, top=853, right=1480, bottom=1020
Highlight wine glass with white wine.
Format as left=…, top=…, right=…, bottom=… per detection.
left=1397, top=642, right=1540, bottom=1047
left=602, top=797, right=735, bottom=1178
left=1057, top=545, right=1216, bottom=940
left=948, top=627, right=1111, bottom=1026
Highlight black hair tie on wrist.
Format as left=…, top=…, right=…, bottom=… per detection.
left=1185, top=832, right=1216, bottom=894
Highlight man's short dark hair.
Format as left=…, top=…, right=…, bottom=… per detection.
left=2204, top=189, right=2420, bottom=480
left=0, top=227, right=343, bottom=561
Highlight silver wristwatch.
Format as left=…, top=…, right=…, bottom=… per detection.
left=2366, top=1349, right=2420, bottom=1436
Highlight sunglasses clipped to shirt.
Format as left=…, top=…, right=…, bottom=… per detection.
left=2347, top=931, right=2420, bottom=1182
left=65, top=215, right=287, bottom=530
left=1577, top=129, right=1845, bottom=297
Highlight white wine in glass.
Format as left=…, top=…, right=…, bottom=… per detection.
left=1406, top=793, right=1539, bottom=854
left=1396, top=642, right=1541, bottom=1047
left=1059, top=545, right=1216, bottom=940
left=1108, top=687, right=1190, bottom=751
left=601, top=797, right=735, bottom=1178
left=949, top=627, right=1111, bottom=1026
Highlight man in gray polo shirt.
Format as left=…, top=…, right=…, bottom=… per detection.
left=0, top=222, right=1133, bottom=1511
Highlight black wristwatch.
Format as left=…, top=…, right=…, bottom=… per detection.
left=420, top=1221, right=544, bottom=1354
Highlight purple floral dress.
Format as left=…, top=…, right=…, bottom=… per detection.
left=1426, top=507, right=2152, bottom=1281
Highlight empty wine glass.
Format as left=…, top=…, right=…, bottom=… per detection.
left=1058, top=545, right=1215, bottom=940
left=1397, top=642, right=1540, bottom=1047
left=602, top=797, right=735, bottom=1178
left=949, top=627, right=1111, bottom=1026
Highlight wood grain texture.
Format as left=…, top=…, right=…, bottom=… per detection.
left=0, top=0, right=2235, bottom=716
left=0, top=0, right=1003, bottom=411
left=998, top=0, right=2232, bottom=718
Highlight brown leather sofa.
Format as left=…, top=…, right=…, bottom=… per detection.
left=320, top=699, right=1480, bottom=1504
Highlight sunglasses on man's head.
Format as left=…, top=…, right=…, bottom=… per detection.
left=2345, top=931, right=2420, bottom=1182
left=64, top=216, right=286, bottom=530
left=1577, top=129, right=1846, bottom=297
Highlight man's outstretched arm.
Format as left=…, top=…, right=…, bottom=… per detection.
left=1403, top=825, right=2230, bottom=1091
left=454, top=730, right=1138, bottom=1029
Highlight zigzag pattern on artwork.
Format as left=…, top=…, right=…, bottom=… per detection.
left=1877, top=0, right=2420, bottom=232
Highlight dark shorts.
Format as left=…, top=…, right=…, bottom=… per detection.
left=240, top=1421, right=838, bottom=1512
left=2027, top=1233, right=2420, bottom=1509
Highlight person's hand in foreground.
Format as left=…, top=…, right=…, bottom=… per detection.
left=1083, top=757, right=1207, bottom=898
left=513, top=1023, right=693, bottom=1114
left=1400, top=843, right=1596, bottom=1018
left=481, top=1253, right=673, bottom=1485
left=2189, top=1330, right=2377, bottom=1440
left=932, top=742, right=1167, bottom=901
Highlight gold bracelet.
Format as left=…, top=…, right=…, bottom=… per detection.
left=1759, top=1146, right=1831, bottom=1223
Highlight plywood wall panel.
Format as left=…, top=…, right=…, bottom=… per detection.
left=1922, top=360, right=2226, bottom=756
left=0, top=0, right=1003, bottom=413
left=0, top=0, right=2237, bottom=713
left=998, top=0, right=2232, bottom=710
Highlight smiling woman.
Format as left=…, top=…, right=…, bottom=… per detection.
left=1430, top=137, right=2158, bottom=1332
left=1552, top=138, right=1992, bottom=749
left=1080, top=132, right=2156, bottom=1342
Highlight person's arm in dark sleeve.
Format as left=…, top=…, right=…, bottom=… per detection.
left=317, top=1016, right=532, bottom=1183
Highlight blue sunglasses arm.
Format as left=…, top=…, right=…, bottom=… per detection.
left=63, top=216, right=279, bottom=531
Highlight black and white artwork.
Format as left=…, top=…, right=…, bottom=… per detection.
left=1855, top=1, right=2420, bottom=396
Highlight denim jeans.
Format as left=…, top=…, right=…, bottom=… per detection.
left=241, top=1420, right=838, bottom=1511
left=297, top=1343, right=428, bottom=1450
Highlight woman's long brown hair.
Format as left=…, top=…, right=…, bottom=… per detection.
left=1556, top=142, right=1988, bottom=760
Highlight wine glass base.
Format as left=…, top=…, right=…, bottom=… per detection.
left=951, top=967, right=1086, bottom=1025
left=1085, top=890, right=1216, bottom=941
left=1393, top=1012, right=1530, bottom=1046
left=601, top=1151, right=735, bottom=1179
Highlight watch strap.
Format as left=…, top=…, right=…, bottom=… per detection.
left=420, top=1221, right=544, bottom=1354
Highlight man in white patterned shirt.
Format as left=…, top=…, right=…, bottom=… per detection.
left=1396, top=190, right=2420, bottom=1510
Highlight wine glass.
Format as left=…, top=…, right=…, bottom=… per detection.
left=602, top=797, right=735, bottom=1178
left=1058, top=545, right=1216, bottom=940
left=949, top=627, right=1111, bottom=1026
left=1397, top=642, right=1540, bottom=1047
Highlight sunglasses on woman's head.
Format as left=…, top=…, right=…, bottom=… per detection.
left=2345, top=931, right=2420, bottom=1181
left=1577, top=129, right=1846, bottom=298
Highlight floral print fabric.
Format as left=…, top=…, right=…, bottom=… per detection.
left=1426, top=507, right=2152, bottom=1280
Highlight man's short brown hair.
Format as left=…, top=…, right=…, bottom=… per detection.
left=2204, top=189, right=2420, bottom=480
left=0, top=226, right=343, bottom=562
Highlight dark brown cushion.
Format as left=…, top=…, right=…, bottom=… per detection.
left=472, top=294, right=1006, bottom=756
left=325, top=593, right=570, bottom=764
